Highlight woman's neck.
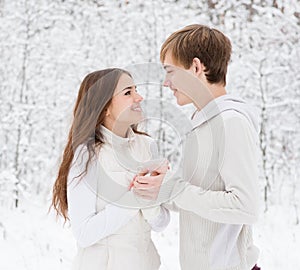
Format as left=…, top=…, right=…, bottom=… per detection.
left=103, top=121, right=130, bottom=138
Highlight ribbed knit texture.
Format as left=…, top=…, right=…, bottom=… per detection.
left=170, top=111, right=260, bottom=270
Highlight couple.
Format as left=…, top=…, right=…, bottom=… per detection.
left=52, top=24, right=261, bottom=270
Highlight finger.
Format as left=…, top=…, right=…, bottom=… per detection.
left=135, top=175, right=152, bottom=185
left=133, top=184, right=160, bottom=195
left=133, top=188, right=158, bottom=200
left=137, top=168, right=149, bottom=176
left=128, top=175, right=137, bottom=190
left=133, top=181, right=161, bottom=190
left=133, top=181, right=150, bottom=189
left=139, top=174, right=165, bottom=187
left=134, top=178, right=157, bottom=188
left=128, top=181, right=134, bottom=190
left=133, top=188, right=154, bottom=200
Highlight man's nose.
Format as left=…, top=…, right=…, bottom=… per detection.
left=163, top=78, right=171, bottom=87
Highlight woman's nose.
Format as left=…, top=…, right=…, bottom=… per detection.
left=134, top=92, right=143, bottom=102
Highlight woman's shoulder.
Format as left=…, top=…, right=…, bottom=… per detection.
left=72, top=144, right=99, bottom=166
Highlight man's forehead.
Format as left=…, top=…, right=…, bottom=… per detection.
left=163, top=51, right=176, bottom=64
left=163, top=51, right=184, bottom=69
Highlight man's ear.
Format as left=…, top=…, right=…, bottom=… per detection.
left=192, top=57, right=204, bottom=77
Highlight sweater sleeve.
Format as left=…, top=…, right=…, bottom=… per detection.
left=67, top=146, right=139, bottom=248
left=139, top=135, right=171, bottom=231
left=172, top=117, right=260, bottom=224
left=142, top=206, right=170, bottom=232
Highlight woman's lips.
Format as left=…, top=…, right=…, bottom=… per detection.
left=131, top=104, right=142, bottom=112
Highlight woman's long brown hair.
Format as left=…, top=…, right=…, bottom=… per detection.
left=51, top=68, right=146, bottom=221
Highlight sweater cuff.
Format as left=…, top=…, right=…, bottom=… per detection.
left=142, top=206, right=161, bottom=221
left=142, top=206, right=170, bottom=232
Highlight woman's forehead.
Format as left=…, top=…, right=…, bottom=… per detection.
left=114, top=73, right=135, bottom=94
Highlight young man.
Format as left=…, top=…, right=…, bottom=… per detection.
left=133, top=24, right=261, bottom=270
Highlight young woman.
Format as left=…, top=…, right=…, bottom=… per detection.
left=52, top=68, right=170, bottom=270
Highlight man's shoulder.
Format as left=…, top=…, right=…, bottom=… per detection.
left=205, top=110, right=257, bottom=140
left=219, top=110, right=254, bottom=130
left=220, top=110, right=248, bottom=122
left=219, top=110, right=258, bottom=145
left=191, top=109, right=256, bottom=138
left=196, top=110, right=249, bottom=130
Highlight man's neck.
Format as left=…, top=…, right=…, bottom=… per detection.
left=193, top=81, right=227, bottom=110
left=210, top=84, right=227, bottom=99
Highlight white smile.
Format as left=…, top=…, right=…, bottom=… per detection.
left=131, top=104, right=142, bottom=112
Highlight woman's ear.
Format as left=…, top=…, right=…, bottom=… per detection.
left=192, top=57, right=204, bottom=77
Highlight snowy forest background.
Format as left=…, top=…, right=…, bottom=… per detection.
left=0, top=0, right=300, bottom=269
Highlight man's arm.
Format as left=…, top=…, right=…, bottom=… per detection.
left=172, top=116, right=260, bottom=224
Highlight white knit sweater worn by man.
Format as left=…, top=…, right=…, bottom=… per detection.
left=136, top=94, right=261, bottom=270
left=168, top=94, right=261, bottom=270
left=133, top=24, right=261, bottom=270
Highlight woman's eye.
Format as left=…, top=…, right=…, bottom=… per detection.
left=124, top=90, right=131, bottom=96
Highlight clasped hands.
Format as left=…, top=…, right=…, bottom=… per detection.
left=128, top=159, right=169, bottom=200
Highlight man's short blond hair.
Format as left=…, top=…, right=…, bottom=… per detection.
left=160, top=24, right=232, bottom=86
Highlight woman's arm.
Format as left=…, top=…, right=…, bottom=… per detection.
left=67, top=146, right=139, bottom=248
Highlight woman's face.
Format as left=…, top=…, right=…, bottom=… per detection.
left=105, top=73, right=144, bottom=128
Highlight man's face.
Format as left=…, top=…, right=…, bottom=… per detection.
left=162, top=51, right=194, bottom=106
left=162, top=50, right=214, bottom=110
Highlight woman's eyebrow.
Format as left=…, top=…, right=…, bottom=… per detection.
left=114, top=85, right=136, bottom=96
left=121, top=85, right=136, bottom=91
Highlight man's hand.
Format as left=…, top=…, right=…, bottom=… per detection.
left=132, top=173, right=165, bottom=200
left=128, top=159, right=169, bottom=200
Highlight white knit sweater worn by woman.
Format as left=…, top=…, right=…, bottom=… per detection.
left=67, top=125, right=170, bottom=270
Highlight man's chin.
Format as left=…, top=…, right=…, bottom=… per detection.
left=176, top=99, right=186, bottom=106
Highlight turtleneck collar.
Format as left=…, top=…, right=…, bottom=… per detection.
left=100, top=125, right=136, bottom=147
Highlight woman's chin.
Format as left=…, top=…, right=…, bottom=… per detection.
left=128, top=114, right=144, bottom=125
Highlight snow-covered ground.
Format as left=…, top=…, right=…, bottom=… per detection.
left=1, top=199, right=299, bottom=270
